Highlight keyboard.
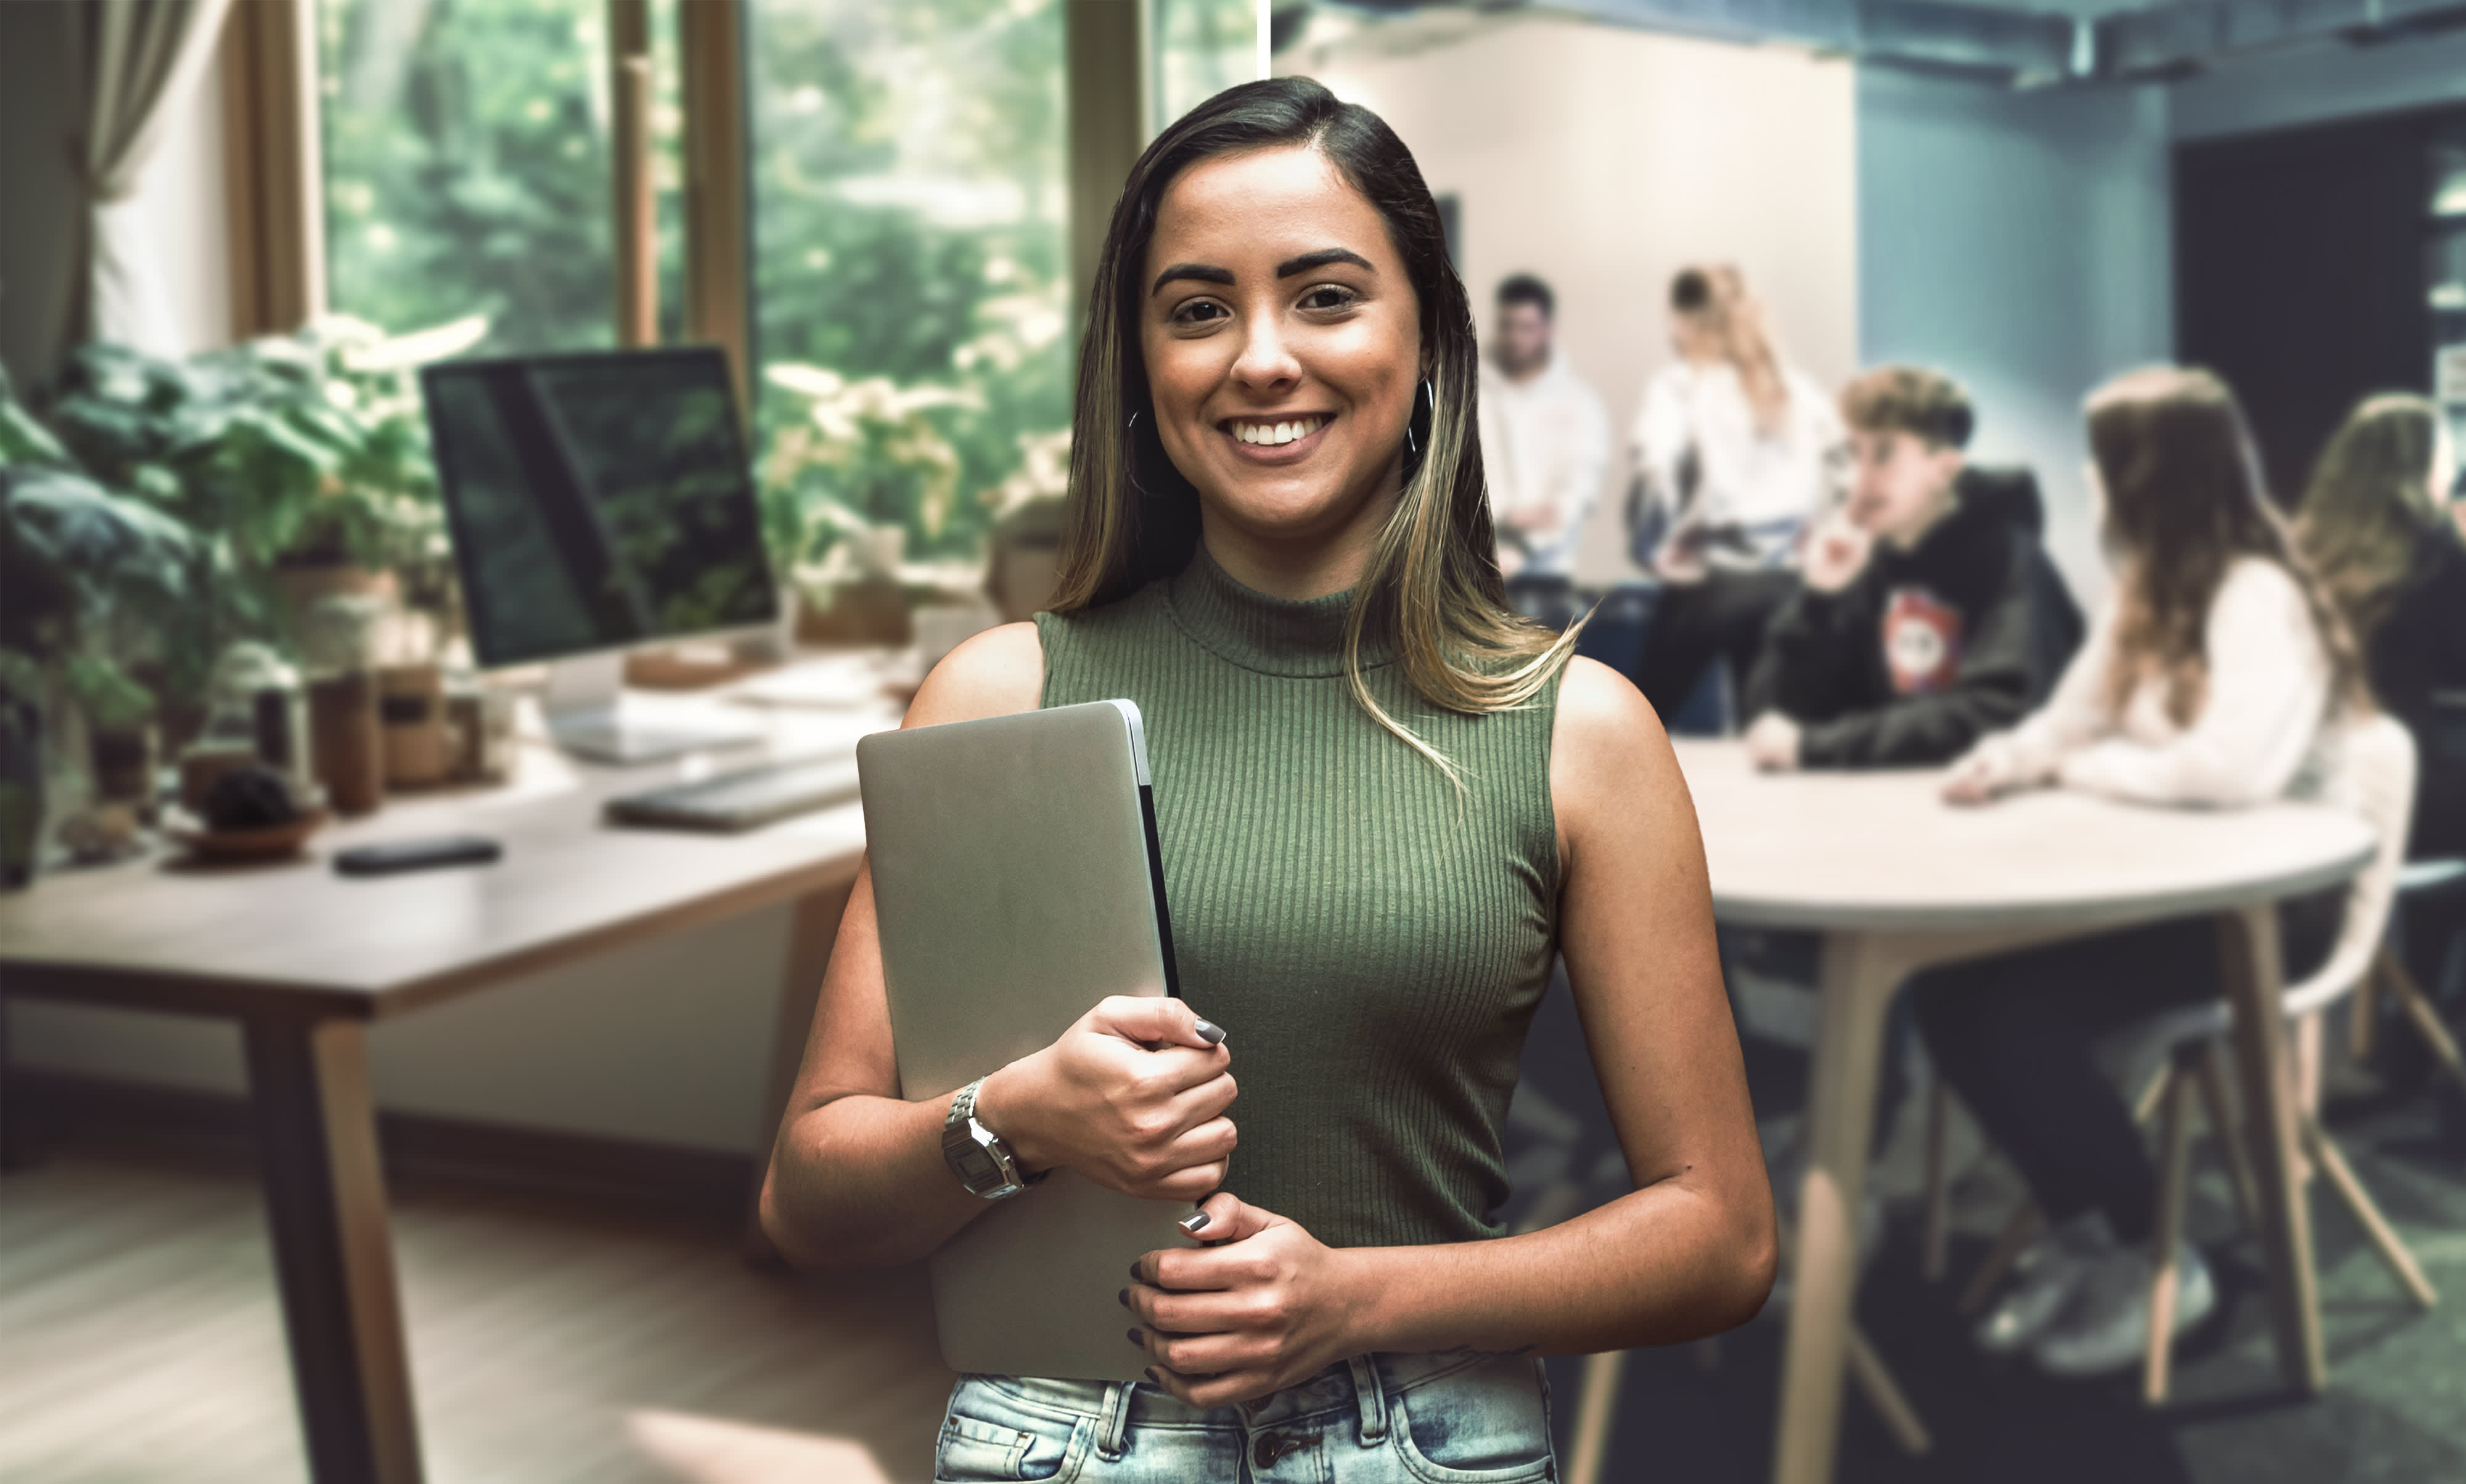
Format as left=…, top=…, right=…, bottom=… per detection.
left=605, top=756, right=864, bottom=832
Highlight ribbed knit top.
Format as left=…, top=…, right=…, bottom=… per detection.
left=1034, top=548, right=1562, bottom=1248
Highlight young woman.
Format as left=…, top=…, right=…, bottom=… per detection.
left=1925, top=367, right=2366, bottom=1379
left=1626, top=264, right=1843, bottom=723
left=760, top=78, right=1774, bottom=1480
left=2298, top=393, right=2466, bottom=860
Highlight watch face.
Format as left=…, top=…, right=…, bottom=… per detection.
left=952, top=1143, right=1003, bottom=1189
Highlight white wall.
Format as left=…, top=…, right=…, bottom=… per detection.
left=1855, top=68, right=2175, bottom=609
left=1283, top=15, right=1861, bottom=587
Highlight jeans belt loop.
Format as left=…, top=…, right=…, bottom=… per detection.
left=1097, top=1381, right=1133, bottom=1459
left=1346, top=1355, right=1388, bottom=1445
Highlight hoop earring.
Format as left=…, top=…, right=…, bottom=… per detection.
left=1404, top=377, right=1435, bottom=457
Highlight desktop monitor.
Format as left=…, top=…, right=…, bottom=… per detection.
left=423, top=346, right=778, bottom=761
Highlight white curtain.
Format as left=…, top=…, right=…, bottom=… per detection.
left=75, top=0, right=236, bottom=353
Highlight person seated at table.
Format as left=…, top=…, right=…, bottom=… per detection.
left=1740, top=366, right=2083, bottom=771
left=2296, top=395, right=2466, bottom=1109
left=2297, top=393, right=2466, bottom=860
left=1919, top=366, right=2366, bottom=1378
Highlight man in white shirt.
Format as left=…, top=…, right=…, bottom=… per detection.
left=1477, top=274, right=1610, bottom=579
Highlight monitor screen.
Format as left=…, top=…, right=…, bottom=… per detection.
left=422, top=347, right=780, bottom=669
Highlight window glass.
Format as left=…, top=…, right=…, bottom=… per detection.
left=322, top=0, right=683, bottom=351
left=1152, top=0, right=1258, bottom=134
left=748, top=0, right=1071, bottom=565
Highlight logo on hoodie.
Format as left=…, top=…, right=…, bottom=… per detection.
left=1882, top=586, right=1964, bottom=694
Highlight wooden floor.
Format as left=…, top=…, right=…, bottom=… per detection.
left=0, top=1140, right=957, bottom=1483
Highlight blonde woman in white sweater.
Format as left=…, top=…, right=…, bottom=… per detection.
left=1919, top=367, right=2367, bottom=1379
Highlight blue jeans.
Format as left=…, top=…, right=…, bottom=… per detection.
left=933, top=1352, right=1556, bottom=1482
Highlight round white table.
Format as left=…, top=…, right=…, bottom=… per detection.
left=1672, top=740, right=2377, bottom=1484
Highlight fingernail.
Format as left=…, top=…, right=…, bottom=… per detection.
left=1129, top=1262, right=1144, bottom=1282
left=1194, top=1019, right=1225, bottom=1045
left=1117, top=1288, right=1129, bottom=1308
left=1178, top=1210, right=1212, bottom=1236
left=1144, top=1367, right=1160, bottom=1384
left=1127, top=1329, right=1145, bottom=1347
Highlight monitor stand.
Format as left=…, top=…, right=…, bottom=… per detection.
left=539, top=652, right=763, bottom=764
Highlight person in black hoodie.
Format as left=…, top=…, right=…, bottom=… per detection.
left=1742, top=366, right=2083, bottom=771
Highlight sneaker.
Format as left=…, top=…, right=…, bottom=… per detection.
left=1973, top=1211, right=2114, bottom=1355
left=2032, top=1239, right=2216, bottom=1379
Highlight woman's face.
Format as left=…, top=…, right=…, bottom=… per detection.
left=1141, top=146, right=1422, bottom=560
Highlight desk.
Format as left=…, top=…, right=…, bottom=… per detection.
left=1672, top=741, right=2376, bottom=1484
left=0, top=678, right=898, bottom=1484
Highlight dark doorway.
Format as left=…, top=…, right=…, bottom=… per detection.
left=2174, top=107, right=2454, bottom=507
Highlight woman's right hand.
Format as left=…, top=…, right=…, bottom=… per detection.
left=977, top=996, right=1236, bottom=1203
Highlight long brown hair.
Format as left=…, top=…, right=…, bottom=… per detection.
left=2295, top=393, right=2445, bottom=646
left=2087, top=366, right=2366, bottom=726
left=1049, top=77, right=1574, bottom=778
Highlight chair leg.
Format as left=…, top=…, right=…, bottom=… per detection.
left=2380, top=949, right=2466, bottom=1099
left=1922, top=1079, right=1952, bottom=1282
left=2144, top=1066, right=2196, bottom=1404
left=1960, top=1201, right=2043, bottom=1316
left=2131, top=1061, right=2170, bottom=1125
left=2301, top=1114, right=2439, bottom=1310
left=2295, top=1010, right=2325, bottom=1117
left=2195, top=1039, right=2263, bottom=1236
left=2349, top=954, right=2380, bottom=1065
left=1565, top=1349, right=1628, bottom=1484
left=1846, top=1324, right=1933, bottom=1456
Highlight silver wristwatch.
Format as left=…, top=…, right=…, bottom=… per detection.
left=943, top=1076, right=1038, bottom=1199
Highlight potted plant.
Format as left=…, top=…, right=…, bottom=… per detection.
left=0, top=383, right=197, bottom=883
left=44, top=316, right=469, bottom=665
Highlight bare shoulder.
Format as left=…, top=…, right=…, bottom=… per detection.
left=904, top=621, right=1045, bottom=729
left=1549, top=656, right=1693, bottom=857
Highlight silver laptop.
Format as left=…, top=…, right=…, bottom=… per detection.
left=858, top=700, right=1196, bottom=1382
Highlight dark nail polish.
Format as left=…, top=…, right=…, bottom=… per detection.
left=1145, top=1367, right=1160, bottom=1384
left=1127, top=1329, right=1145, bottom=1347
left=1117, top=1288, right=1129, bottom=1308
left=1194, top=1019, right=1226, bottom=1045
left=1178, top=1210, right=1212, bottom=1236
left=1130, top=1262, right=1143, bottom=1282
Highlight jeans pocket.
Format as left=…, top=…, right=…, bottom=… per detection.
left=935, top=1378, right=1089, bottom=1482
left=1387, top=1355, right=1555, bottom=1483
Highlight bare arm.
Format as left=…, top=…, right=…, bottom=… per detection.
left=1126, top=658, right=1776, bottom=1403
left=758, top=621, right=1239, bottom=1268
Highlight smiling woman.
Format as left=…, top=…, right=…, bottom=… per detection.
left=759, top=76, right=1776, bottom=1484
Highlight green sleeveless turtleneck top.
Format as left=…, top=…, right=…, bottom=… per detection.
left=1034, top=549, right=1563, bottom=1249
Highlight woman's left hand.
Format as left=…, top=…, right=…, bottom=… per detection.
left=1123, top=1192, right=1361, bottom=1408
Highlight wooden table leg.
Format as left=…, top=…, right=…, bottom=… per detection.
left=243, top=1017, right=424, bottom=1484
left=1771, top=931, right=1904, bottom=1484
left=744, top=877, right=855, bottom=1256
left=2214, top=904, right=2327, bottom=1393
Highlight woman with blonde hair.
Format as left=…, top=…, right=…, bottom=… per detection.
left=761, top=76, right=1774, bottom=1480
left=1628, top=263, right=1841, bottom=723
left=2298, top=393, right=2466, bottom=859
left=1920, top=366, right=2366, bottom=1379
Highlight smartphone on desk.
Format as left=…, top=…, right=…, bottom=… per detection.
left=333, top=835, right=502, bottom=877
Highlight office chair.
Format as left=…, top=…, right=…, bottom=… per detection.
left=1919, top=715, right=2433, bottom=1404
left=2345, top=858, right=2466, bottom=1096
